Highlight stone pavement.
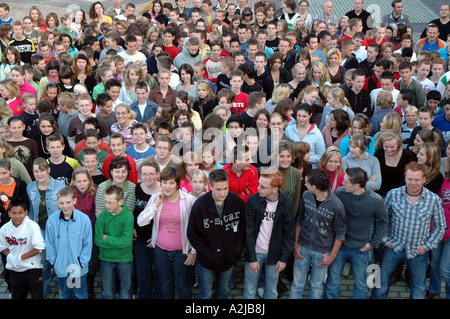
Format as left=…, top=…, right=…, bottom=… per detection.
left=0, top=257, right=446, bottom=299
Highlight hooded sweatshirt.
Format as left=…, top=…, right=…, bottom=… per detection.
left=94, top=204, right=134, bottom=263
left=173, top=37, right=203, bottom=69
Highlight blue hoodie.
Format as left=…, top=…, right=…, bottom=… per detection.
left=45, top=209, right=93, bottom=278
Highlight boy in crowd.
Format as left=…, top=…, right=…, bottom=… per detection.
left=31, top=55, right=46, bottom=84
left=21, top=93, right=39, bottom=136
left=432, top=98, right=450, bottom=143
left=45, top=187, right=92, bottom=299
left=124, top=123, right=156, bottom=167
left=73, top=118, right=112, bottom=159
left=81, top=148, right=107, bottom=186
left=359, top=43, right=380, bottom=77
left=394, top=88, right=415, bottom=120
left=96, top=93, right=117, bottom=135
left=426, top=90, right=444, bottom=116
left=204, top=40, right=224, bottom=84
left=216, top=56, right=234, bottom=93
left=401, top=105, right=419, bottom=148
left=0, top=200, right=45, bottom=299
left=345, top=69, right=372, bottom=118
left=241, top=91, right=267, bottom=129
left=254, top=51, right=274, bottom=100
left=412, top=59, right=435, bottom=97
left=163, top=26, right=180, bottom=61
left=101, top=133, right=138, bottom=184
left=76, top=129, right=110, bottom=170
left=230, top=69, right=249, bottom=114
left=370, top=71, right=399, bottom=112
left=57, top=92, right=79, bottom=138
left=95, top=185, right=134, bottom=299
left=407, top=105, right=446, bottom=156
left=46, top=133, right=81, bottom=186
left=130, top=82, right=157, bottom=124
left=9, top=20, right=36, bottom=64
left=398, top=61, right=426, bottom=108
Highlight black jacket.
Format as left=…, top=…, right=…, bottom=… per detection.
left=244, top=192, right=295, bottom=265
left=0, top=177, right=29, bottom=227
left=187, top=191, right=245, bottom=272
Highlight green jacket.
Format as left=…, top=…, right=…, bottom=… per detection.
left=94, top=204, right=134, bottom=262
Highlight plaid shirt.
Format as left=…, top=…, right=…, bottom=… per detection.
left=383, top=186, right=446, bottom=259
left=313, top=13, right=339, bottom=26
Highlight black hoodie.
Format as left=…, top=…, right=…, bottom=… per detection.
left=187, top=191, right=245, bottom=272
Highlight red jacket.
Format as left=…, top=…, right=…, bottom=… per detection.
left=222, top=164, right=258, bottom=205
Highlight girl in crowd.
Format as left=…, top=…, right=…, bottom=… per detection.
left=374, top=129, right=414, bottom=197
left=175, top=90, right=202, bottom=131
left=321, top=108, right=351, bottom=148
left=278, top=139, right=301, bottom=213
left=417, top=142, right=444, bottom=195
left=0, top=79, right=22, bottom=116
left=342, top=134, right=382, bottom=192
left=268, top=52, right=291, bottom=87
left=29, top=6, right=47, bottom=33
left=175, top=64, right=198, bottom=105
left=119, top=63, right=146, bottom=105
left=285, top=103, right=325, bottom=167
left=266, top=83, right=290, bottom=115
left=340, top=113, right=376, bottom=156
left=36, top=113, right=72, bottom=159
left=318, top=146, right=345, bottom=193
left=110, top=103, right=138, bottom=147
left=133, top=159, right=161, bottom=299
left=0, top=47, right=23, bottom=81
left=189, top=169, right=209, bottom=199
left=319, top=87, right=354, bottom=130
left=137, top=166, right=197, bottom=299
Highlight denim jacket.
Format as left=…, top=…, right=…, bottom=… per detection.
left=27, top=177, right=66, bottom=225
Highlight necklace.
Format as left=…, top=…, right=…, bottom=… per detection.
left=406, top=188, right=423, bottom=197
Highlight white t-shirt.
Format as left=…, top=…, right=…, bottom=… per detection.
left=371, top=88, right=399, bottom=112
left=255, top=198, right=278, bottom=255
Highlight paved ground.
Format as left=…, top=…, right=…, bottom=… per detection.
left=0, top=257, right=446, bottom=299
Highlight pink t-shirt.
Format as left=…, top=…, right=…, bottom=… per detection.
left=255, top=198, right=278, bottom=254
left=156, top=198, right=183, bottom=251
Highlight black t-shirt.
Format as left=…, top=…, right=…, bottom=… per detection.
left=134, top=183, right=154, bottom=240
left=8, top=38, right=35, bottom=64
left=265, top=38, right=279, bottom=52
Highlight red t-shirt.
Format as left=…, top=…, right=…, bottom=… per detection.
left=101, top=154, right=138, bottom=184
left=230, top=91, right=249, bottom=114
left=164, top=45, right=180, bottom=61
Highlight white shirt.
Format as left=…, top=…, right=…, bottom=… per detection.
left=370, top=88, right=399, bottom=112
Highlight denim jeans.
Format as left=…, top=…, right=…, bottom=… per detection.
left=428, top=240, right=450, bottom=298
left=40, top=230, right=52, bottom=294
left=290, top=246, right=329, bottom=299
left=134, top=237, right=155, bottom=299
left=243, top=253, right=280, bottom=299
left=100, top=260, right=133, bottom=299
left=56, top=274, right=88, bottom=299
left=197, top=263, right=234, bottom=299
left=324, top=245, right=370, bottom=299
left=371, top=247, right=428, bottom=299
left=154, top=245, right=193, bottom=299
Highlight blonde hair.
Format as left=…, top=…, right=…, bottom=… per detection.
left=381, top=112, right=402, bottom=135
left=0, top=98, right=12, bottom=119
left=328, top=87, right=350, bottom=108
left=376, top=90, right=393, bottom=109
left=271, top=83, right=290, bottom=105
left=327, top=48, right=341, bottom=64
left=375, top=129, right=403, bottom=153
left=318, top=146, right=343, bottom=176
left=124, top=63, right=145, bottom=89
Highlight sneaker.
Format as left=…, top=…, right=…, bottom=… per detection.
left=256, top=287, right=264, bottom=298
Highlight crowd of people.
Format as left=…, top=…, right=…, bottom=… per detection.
left=0, top=0, right=448, bottom=300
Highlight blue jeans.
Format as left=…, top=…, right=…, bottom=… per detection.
left=56, top=274, right=88, bottom=299
left=243, top=253, right=279, bottom=299
left=40, top=230, right=52, bottom=294
left=134, top=237, right=155, bottom=299
left=372, top=247, right=428, bottom=299
left=290, top=246, right=329, bottom=299
left=324, top=245, right=370, bottom=299
left=100, top=261, right=133, bottom=299
left=429, top=240, right=450, bottom=298
left=197, top=263, right=234, bottom=299
left=154, top=245, right=193, bottom=299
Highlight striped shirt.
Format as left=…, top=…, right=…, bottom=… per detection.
left=383, top=186, right=446, bottom=259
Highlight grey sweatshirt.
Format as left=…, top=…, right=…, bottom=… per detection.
left=342, top=152, right=382, bottom=191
